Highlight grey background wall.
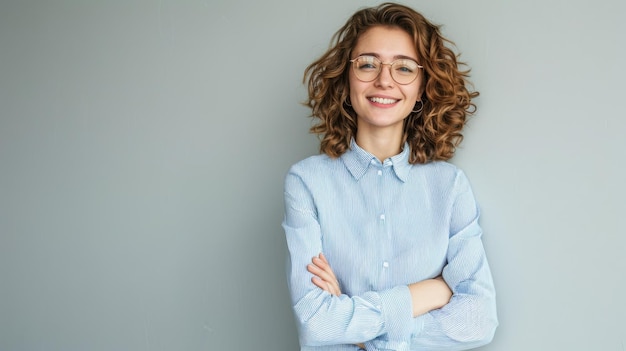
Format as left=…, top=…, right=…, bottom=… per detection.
left=1, top=1, right=624, bottom=350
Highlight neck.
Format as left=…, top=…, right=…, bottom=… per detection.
left=355, top=127, right=403, bottom=162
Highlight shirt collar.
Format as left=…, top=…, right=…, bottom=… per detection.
left=341, top=139, right=411, bottom=182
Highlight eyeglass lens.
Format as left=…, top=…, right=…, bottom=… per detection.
left=351, top=56, right=420, bottom=84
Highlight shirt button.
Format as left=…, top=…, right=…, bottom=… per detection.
left=379, top=214, right=385, bottom=220
left=377, top=170, right=382, bottom=176
left=382, top=261, right=389, bottom=268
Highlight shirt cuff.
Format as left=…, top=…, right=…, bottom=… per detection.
left=364, top=285, right=413, bottom=350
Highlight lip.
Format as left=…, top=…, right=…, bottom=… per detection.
left=367, top=95, right=400, bottom=107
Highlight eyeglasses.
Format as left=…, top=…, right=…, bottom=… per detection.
left=349, top=55, right=423, bottom=85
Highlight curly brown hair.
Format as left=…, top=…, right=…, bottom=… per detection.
left=304, top=2, right=479, bottom=164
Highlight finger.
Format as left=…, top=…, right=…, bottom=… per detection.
left=312, top=254, right=328, bottom=267
left=311, top=276, right=341, bottom=296
left=318, top=253, right=336, bottom=276
left=307, top=264, right=337, bottom=286
left=312, top=256, right=338, bottom=282
left=327, top=281, right=340, bottom=296
left=313, top=253, right=335, bottom=275
left=313, top=276, right=340, bottom=296
left=307, top=264, right=340, bottom=294
left=313, top=254, right=341, bottom=293
left=311, top=276, right=330, bottom=292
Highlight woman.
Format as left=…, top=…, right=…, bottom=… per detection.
left=283, top=3, right=498, bottom=350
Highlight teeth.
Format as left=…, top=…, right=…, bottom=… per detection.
left=369, top=97, right=397, bottom=104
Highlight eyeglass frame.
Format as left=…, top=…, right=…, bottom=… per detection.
left=348, top=55, right=424, bottom=85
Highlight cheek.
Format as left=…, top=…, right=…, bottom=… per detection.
left=405, top=82, right=423, bottom=101
left=348, top=78, right=367, bottom=101
left=348, top=73, right=360, bottom=95
left=417, top=77, right=425, bottom=99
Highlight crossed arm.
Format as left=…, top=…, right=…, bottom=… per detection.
left=307, top=252, right=453, bottom=348
left=284, top=168, right=498, bottom=349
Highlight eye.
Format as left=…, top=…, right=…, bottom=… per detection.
left=359, top=63, right=376, bottom=69
left=355, top=56, right=379, bottom=71
left=393, top=60, right=419, bottom=75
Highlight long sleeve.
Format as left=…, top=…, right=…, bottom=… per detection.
left=283, top=170, right=414, bottom=350
left=283, top=145, right=497, bottom=351
left=410, top=170, right=498, bottom=350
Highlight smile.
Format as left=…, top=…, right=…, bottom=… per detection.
left=369, top=97, right=399, bottom=105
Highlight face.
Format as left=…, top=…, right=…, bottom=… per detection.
left=349, top=26, right=423, bottom=136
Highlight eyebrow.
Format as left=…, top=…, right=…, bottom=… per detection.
left=356, top=52, right=419, bottom=62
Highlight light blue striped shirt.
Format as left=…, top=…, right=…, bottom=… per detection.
left=283, top=140, right=498, bottom=351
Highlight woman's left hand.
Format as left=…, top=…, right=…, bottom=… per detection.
left=307, top=253, right=342, bottom=296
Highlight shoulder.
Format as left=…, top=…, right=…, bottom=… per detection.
left=283, top=154, right=345, bottom=196
left=286, top=154, right=340, bottom=178
left=409, top=161, right=474, bottom=195
left=413, top=160, right=464, bottom=182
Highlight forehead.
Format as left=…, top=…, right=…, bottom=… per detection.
left=353, top=26, right=417, bottom=59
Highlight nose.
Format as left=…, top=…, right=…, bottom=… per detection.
left=375, top=64, right=394, bottom=88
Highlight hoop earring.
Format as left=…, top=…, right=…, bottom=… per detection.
left=412, top=100, right=423, bottom=113
left=345, top=97, right=352, bottom=107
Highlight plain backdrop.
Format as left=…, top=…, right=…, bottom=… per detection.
left=1, top=1, right=624, bottom=350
